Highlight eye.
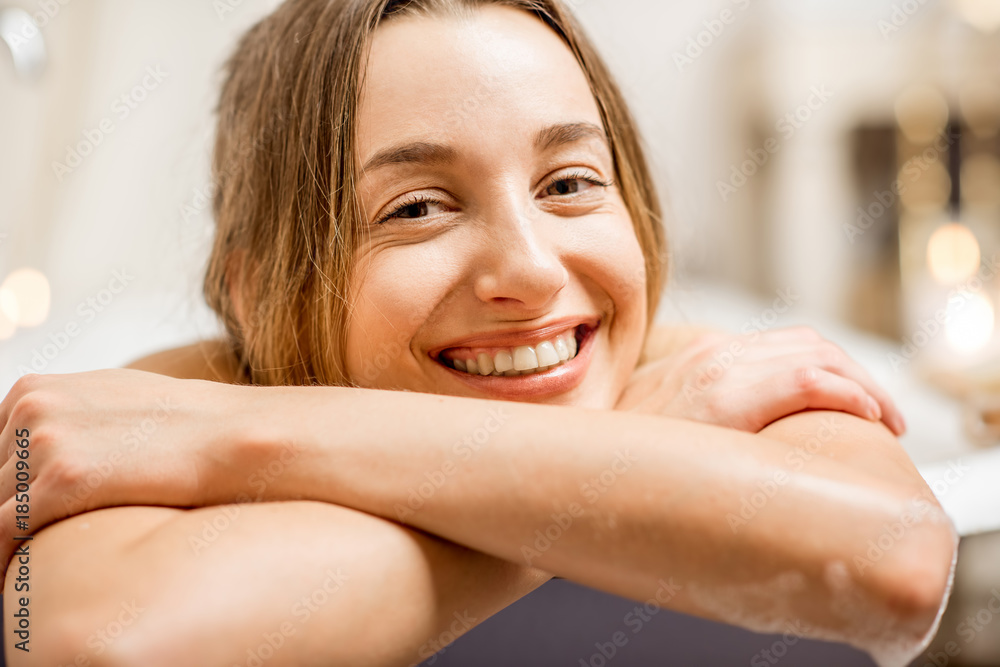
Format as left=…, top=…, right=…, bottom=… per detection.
left=541, top=171, right=613, bottom=198
left=375, top=194, right=446, bottom=225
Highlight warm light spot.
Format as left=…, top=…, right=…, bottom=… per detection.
left=0, top=268, right=51, bottom=327
left=946, top=291, right=995, bottom=352
left=895, top=85, right=950, bottom=144
left=951, top=0, right=1000, bottom=33
left=928, top=224, right=981, bottom=284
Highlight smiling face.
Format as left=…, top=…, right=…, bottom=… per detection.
left=345, top=4, right=648, bottom=409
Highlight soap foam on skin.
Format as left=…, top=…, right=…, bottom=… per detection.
left=682, top=543, right=959, bottom=667
left=864, top=534, right=960, bottom=667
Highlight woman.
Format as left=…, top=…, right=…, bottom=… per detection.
left=1, top=0, right=956, bottom=665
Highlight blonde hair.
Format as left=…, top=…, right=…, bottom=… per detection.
left=203, top=0, right=668, bottom=386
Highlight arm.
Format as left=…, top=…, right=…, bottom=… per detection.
left=9, top=344, right=551, bottom=667
left=11, top=393, right=949, bottom=667
left=123, top=338, right=242, bottom=383
left=7, top=502, right=550, bottom=667
left=217, top=384, right=954, bottom=660
left=12, top=331, right=951, bottom=664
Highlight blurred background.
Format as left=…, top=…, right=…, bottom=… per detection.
left=1, top=0, right=999, bottom=664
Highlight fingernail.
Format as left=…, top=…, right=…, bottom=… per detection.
left=867, top=397, right=881, bottom=421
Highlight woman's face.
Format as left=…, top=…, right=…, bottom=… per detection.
left=346, top=5, right=648, bottom=409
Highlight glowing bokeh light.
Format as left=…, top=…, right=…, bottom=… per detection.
left=946, top=291, right=995, bottom=352
left=0, top=268, right=51, bottom=327
left=951, top=0, right=1000, bottom=33
left=927, top=224, right=981, bottom=285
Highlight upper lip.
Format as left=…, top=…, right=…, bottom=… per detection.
left=429, top=315, right=600, bottom=358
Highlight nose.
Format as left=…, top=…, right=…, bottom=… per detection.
left=472, top=192, right=568, bottom=312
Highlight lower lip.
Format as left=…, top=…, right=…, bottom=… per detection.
left=434, top=324, right=599, bottom=400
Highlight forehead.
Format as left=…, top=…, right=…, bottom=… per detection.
left=357, top=5, right=605, bottom=164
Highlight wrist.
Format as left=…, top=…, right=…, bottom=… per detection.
left=196, top=382, right=299, bottom=505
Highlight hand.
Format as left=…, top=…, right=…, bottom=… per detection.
left=0, top=369, right=253, bottom=587
left=616, top=326, right=906, bottom=435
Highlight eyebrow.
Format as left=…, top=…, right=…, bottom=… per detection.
left=533, top=121, right=609, bottom=153
left=360, top=121, right=610, bottom=174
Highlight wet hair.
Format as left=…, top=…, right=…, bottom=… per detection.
left=203, top=0, right=668, bottom=386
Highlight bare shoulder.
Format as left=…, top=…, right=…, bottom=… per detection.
left=638, top=323, right=727, bottom=366
left=123, top=338, right=244, bottom=384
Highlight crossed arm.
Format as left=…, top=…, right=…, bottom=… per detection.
left=5, top=327, right=957, bottom=666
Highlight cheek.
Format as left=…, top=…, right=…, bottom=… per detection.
left=566, top=212, right=648, bottom=324
left=344, top=245, right=460, bottom=387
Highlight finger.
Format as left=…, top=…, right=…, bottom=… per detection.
left=0, top=374, right=41, bottom=444
left=771, top=346, right=905, bottom=436
left=688, top=340, right=904, bottom=434
left=755, top=368, right=883, bottom=430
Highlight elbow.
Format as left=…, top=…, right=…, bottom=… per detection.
left=867, top=502, right=959, bottom=640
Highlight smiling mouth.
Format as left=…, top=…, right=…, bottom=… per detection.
left=434, top=323, right=594, bottom=377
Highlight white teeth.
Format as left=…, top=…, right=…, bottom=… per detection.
left=444, top=328, right=583, bottom=377
left=535, top=341, right=560, bottom=368
left=493, top=350, right=514, bottom=373
left=513, top=346, right=538, bottom=371
left=477, top=353, right=494, bottom=375
left=554, top=337, right=570, bottom=362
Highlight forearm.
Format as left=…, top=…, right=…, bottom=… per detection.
left=226, top=385, right=955, bottom=657
left=8, top=503, right=550, bottom=667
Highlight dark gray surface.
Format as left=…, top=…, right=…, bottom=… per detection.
left=418, top=579, right=885, bottom=667
left=0, top=584, right=928, bottom=666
